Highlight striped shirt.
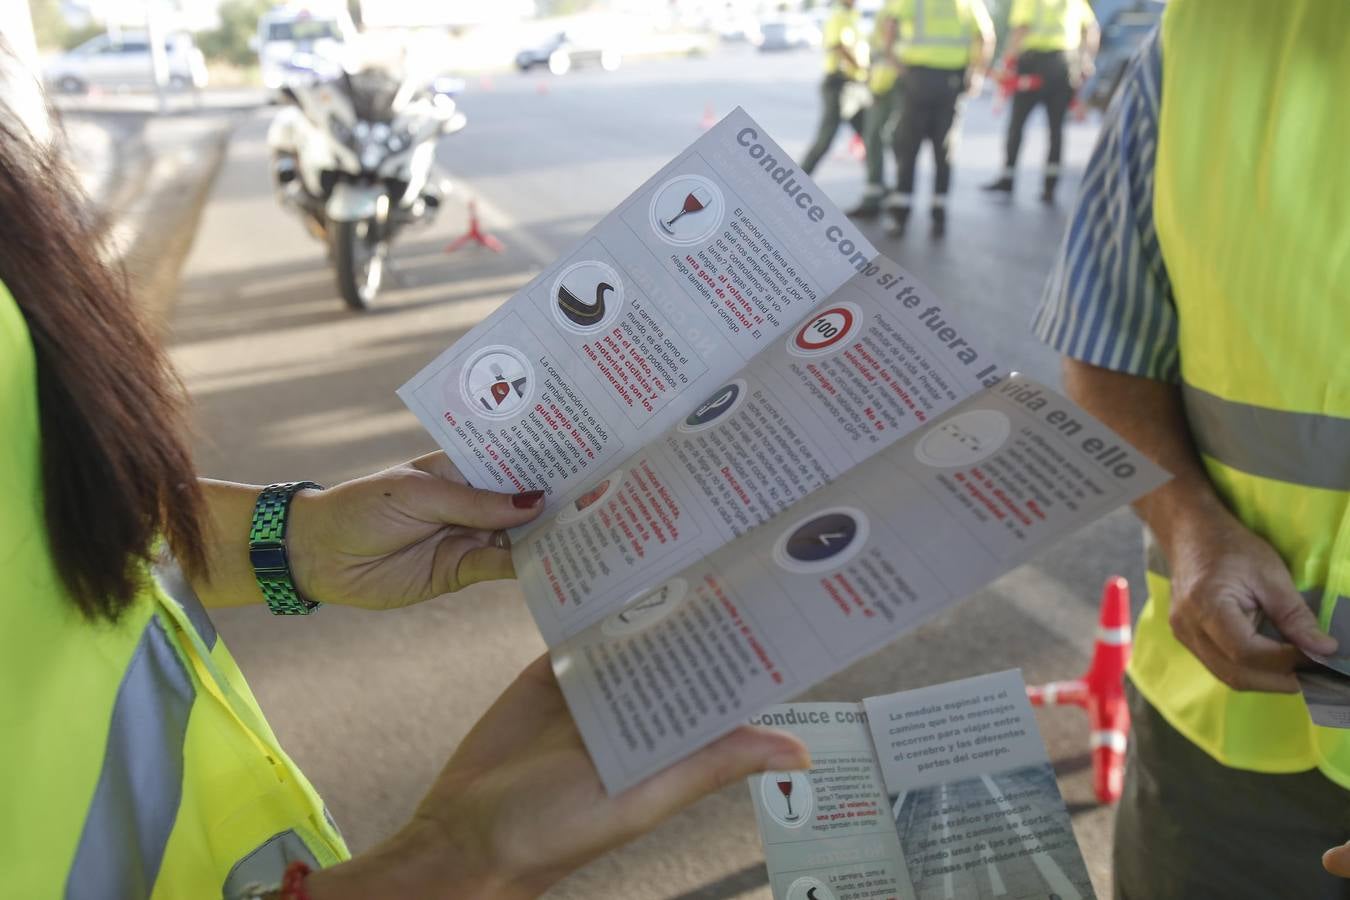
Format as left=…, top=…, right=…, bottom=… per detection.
left=1031, top=29, right=1178, bottom=382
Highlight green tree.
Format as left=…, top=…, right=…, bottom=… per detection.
left=196, top=0, right=270, bottom=66
left=29, top=0, right=68, bottom=50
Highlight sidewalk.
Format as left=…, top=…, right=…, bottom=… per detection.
left=55, top=91, right=260, bottom=324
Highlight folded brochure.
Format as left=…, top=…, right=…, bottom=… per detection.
left=399, top=108, right=1169, bottom=792
left=750, top=670, right=1097, bottom=900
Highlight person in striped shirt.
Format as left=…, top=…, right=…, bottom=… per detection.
left=1034, top=15, right=1350, bottom=897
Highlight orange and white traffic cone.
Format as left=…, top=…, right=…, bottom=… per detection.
left=1026, top=576, right=1132, bottom=803
left=700, top=102, right=716, bottom=130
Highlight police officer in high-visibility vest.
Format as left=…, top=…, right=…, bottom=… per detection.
left=1034, top=2, right=1350, bottom=894
left=847, top=3, right=905, bottom=219
left=982, top=0, right=1097, bottom=203
left=801, top=0, right=868, bottom=175
left=0, top=72, right=809, bottom=897
left=880, top=0, right=994, bottom=237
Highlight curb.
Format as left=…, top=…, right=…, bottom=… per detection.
left=77, top=112, right=243, bottom=331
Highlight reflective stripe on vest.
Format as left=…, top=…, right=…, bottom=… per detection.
left=1182, top=384, right=1350, bottom=492
left=898, top=0, right=973, bottom=69
left=66, top=615, right=192, bottom=899
left=1135, top=0, right=1350, bottom=784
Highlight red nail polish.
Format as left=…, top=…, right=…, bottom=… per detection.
left=512, top=490, right=545, bottom=508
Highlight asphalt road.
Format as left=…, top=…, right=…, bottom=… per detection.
left=168, top=47, right=1140, bottom=899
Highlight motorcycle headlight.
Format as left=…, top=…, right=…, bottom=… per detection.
left=386, top=128, right=411, bottom=153
left=371, top=122, right=391, bottom=143
left=360, top=143, right=384, bottom=170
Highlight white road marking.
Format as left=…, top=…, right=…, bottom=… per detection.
left=980, top=773, right=1082, bottom=900
left=994, top=566, right=1098, bottom=649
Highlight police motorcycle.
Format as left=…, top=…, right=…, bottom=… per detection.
left=267, top=53, right=467, bottom=310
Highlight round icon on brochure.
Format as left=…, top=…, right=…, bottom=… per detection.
left=459, top=345, right=534, bottom=420
left=678, top=379, right=747, bottom=433
left=787, top=303, right=863, bottom=358
left=785, top=876, right=835, bottom=900
left=772, top=506, right=870, bottom=574
left=650, top=174, right=726, bottom=246
left=602, top=578, right=689, bottom=637
left=913, top=409, right=1011, bottom=468
left=556, top=470, right=624, bottom=524
left=551, top=259, right=624, bottom=335
left=761, top=770, right=814, bottom=830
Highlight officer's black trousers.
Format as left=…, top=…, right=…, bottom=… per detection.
left=892, top=66, right=966, bottom=204
left=1004, top=49, right=1073, bottom=175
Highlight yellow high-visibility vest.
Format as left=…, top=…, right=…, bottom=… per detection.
left=822, top=5, right=866, bottom=79
left=890, top=0, right=991, bottom=70
left=869, top=3, right=901, bottom=94
left=0, top=283, right=349, bottom=896
left=1009, top=0, right=1094, bottom=53
left=1135, top=0, right=1350, bottom=785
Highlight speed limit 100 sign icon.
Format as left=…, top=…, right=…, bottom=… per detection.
left=788, top=303, right=862, bottom=358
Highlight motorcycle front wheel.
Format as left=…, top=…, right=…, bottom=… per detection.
left=332, top=216, right=388, bottom=311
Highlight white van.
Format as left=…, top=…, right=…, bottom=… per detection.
left=255, top=6, right=357, bottom=93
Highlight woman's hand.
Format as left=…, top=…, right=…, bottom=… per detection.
left=305, top=656, right=811, bottom=899
left=286, top=452, right=546, bottom=610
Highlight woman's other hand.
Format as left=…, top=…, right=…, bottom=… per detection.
left=305, top=656, right=810, bottom=899
left=288, top=452, right=545, bottom=610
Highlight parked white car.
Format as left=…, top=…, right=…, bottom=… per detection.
left=45, top=31, right=208, bottom=94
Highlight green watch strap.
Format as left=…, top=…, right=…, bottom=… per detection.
left=249, top=481, right=324, bottom=615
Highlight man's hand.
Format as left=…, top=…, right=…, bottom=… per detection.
left=287, top=452, right=546, bottom=610
left=1162, top=508, right=1334, bottom=693
left=306, top=656, right=810, bottom=899
left=1058, top=359, right=1336, bottom=694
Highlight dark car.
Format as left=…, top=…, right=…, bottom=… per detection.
left=1081, top=1, right=1164, bottom=110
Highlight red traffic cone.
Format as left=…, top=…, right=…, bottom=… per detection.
left=1026, top=576, right=1132, bottom=804
left=445, top=199, right=505, bottom=254
left=700, top=102, right=716, bottom=130
left=536, top=79, right=550, bottom=95
left=479, top=74, right=495, bottom=91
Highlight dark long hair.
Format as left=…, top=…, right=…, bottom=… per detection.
left=0, top=88, right=205, bottom=620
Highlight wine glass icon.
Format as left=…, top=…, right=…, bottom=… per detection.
left=777, top=776, right=799, bottom=821
left=661, top=188, right=713, bottom=233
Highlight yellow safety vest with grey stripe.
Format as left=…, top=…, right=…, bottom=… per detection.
left=0, top=284, right=349, bottom=896
left=1010, top=0, right=1093, bottom=53
left=891, top=0, right=987, bottom=70
left=1134, top=0, right=1350, bottom=784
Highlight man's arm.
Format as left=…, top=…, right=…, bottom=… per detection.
left=968, top=0, right=996, bottom=87
left=1061, top=360, right=1334, bottom=692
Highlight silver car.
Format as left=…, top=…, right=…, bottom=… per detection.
left=45, top=32, right=208, bottom=94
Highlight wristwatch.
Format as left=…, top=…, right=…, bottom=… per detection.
left=249, top=481, right=324, bottom=615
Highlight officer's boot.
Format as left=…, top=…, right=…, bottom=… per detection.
left=1041, top=172, right=1059, bottom=205
left=930, top=205, right=947, bottom=238
left=847, top=186, right=884, bottom=219
left=981, top=171, right=1014, bottom=194
left=883, top=192, right=911, bottom=237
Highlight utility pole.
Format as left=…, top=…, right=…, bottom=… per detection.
left=145, top=0, right=170, bottom=114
